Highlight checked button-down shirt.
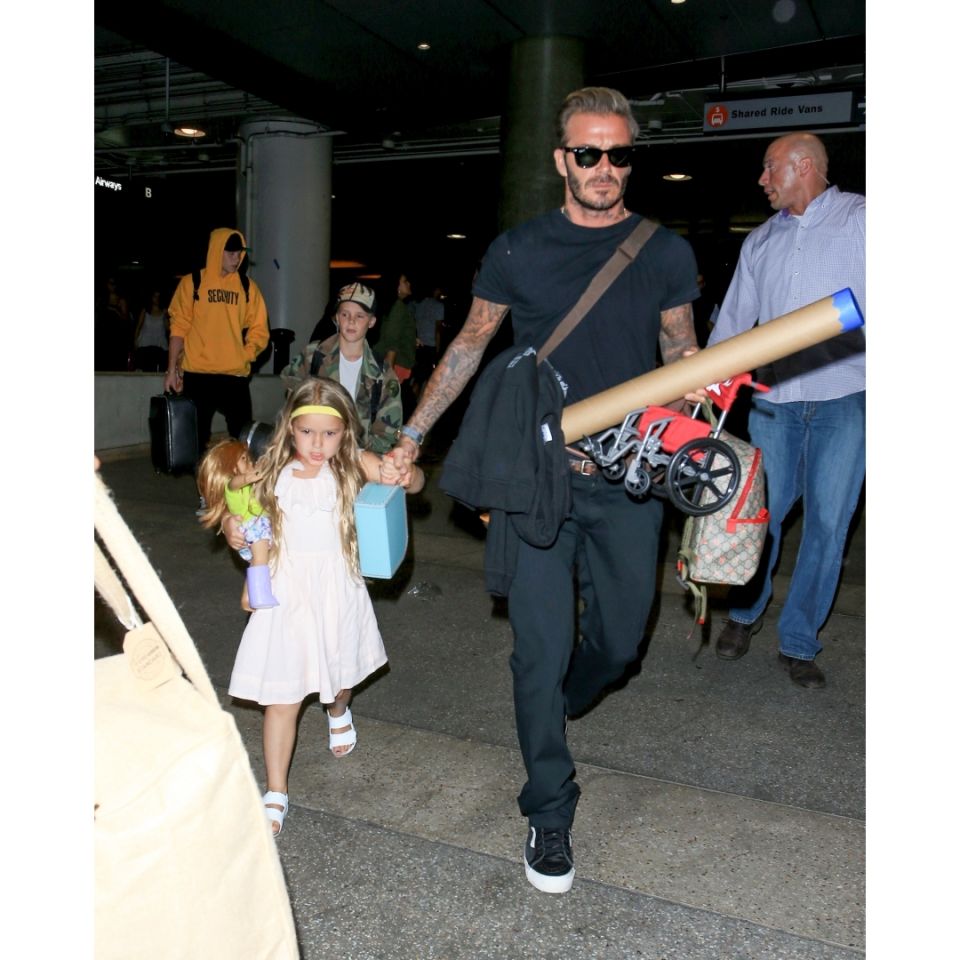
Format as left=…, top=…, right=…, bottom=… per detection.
left=708, top=185, right=865, bottom=403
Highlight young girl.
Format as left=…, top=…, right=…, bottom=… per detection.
left=196, top=439, right=279, bottom=610
left=227, top=378, right=424, bottom=836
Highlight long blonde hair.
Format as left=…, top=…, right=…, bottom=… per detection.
left=196, top=439, right=248, bottom=530
left=253, top=378, right=366, bottom=577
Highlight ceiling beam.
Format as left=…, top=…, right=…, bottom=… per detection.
left=592, top=34, right=865, bottom=94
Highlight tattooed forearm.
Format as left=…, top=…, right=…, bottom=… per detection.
left=406, top=297, right=509, bottom=435
left=659, top=302, right=698, bottom=365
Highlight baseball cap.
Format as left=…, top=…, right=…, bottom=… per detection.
left=223, top=233, right=250, bottom=252
left=336, top=282, right=377, bottom=315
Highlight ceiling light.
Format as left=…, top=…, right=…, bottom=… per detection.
left=447, top=234, right=466, bottom=239
left=663, top=173, right=692, bottom=181
left=418, top=42, right=431, bottom=50
left=357, top=274, right=381, bottom=280
left=330, top=260, right=366, bottom=269
left=671, top=0, right=686, bottom=4
left=174, top=125, right=205, bottom=138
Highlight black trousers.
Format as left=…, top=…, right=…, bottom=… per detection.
left=507, top=471, right=663, bottom=829
left=182, top=372, right=253, bottom=453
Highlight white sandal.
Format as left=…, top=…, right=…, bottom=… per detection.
left=263, top=790, right=288, bottom=836
left=328, top=706, right=357, bottom=757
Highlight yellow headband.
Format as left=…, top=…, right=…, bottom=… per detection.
left=291, top=405, right=343, bottom=420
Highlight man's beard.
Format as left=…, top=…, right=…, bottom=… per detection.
left=568, top=167, right=629, bottom=211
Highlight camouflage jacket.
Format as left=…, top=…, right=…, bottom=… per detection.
left=280, top=334, right=401, bottom=455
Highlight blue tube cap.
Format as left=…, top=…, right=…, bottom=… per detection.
left=832, top=288, right=864, bottom=332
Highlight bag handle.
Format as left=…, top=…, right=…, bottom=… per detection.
left=94, top=541, right=142, bottom=632
left=94, top=473, right=220, bottom=707
left=536, top=218, right=659, bottom=364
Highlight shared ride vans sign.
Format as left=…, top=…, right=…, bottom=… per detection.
left=703, top=90, right=860, bottom=134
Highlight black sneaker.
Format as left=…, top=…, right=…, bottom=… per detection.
left=196, top=495, right=207, bottom=517
left=523, top=826, right=575, bottom=893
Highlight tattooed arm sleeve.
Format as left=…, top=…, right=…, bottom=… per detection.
left=405, top=296, right=510, bottom=436
left=659, top=302, right=699, bottom=366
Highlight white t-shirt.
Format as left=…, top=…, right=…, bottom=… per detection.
left=339, top=353, right=363, bottom=402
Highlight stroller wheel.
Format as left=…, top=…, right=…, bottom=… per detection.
left=601, top=460, right=627, bottom=481
left=624, top=466, right=652, bottom=499
left=665, top=438, right=740, bottom=517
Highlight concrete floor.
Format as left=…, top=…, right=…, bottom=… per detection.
left=95, top=441, right=865, bottom=959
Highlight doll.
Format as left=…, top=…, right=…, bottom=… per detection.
left=197, top=439, right=279, bottom=610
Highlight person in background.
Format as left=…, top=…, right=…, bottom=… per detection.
left=95, top=276, right=131, bottom=371
left=280, top=282, right=402, bottom=455
left=412, top=285, right=444, bottom=397
left=164, top=229, right=270, bottom=454
left=378, top=273, right=417, bottom=382
left=134, top=288, right=170, bottom=372
left=703, top=132, right=865, bottom=690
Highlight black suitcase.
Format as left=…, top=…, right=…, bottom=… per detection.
left=149, top=393, right=199, bottom=473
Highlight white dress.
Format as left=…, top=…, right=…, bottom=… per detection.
left=228, top=461, right=387, bottom=705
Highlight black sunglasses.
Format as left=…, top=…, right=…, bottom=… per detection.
left=563, top=145, right=634, bottom=169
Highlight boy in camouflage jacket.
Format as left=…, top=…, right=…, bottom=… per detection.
left=280, top=283, right=402, bottom=455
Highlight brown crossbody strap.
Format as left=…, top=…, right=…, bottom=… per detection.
left=536, top=217, right=659, bottom=365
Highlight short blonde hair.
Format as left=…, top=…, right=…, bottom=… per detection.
left=556, top=87, right=639, bottom=146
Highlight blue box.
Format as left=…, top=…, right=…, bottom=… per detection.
left=354, top=483, right=408, bottom=579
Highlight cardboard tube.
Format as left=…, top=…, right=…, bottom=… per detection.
left=561, top=289, right=863, bottom=444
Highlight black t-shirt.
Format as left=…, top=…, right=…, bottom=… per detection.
left=473, top=209, right=700, bottom=405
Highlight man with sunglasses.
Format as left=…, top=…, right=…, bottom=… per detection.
left=391, top=86, right=701, bottom=894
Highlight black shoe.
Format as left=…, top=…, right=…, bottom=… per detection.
left=778, top=653, right=826, bottom=689
left=523, top=826, right=575, bottom=894
left=716, top=616, right=763, bottom=660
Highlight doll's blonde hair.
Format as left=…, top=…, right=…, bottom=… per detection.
left=254, top=378, right=366, bottom=578
left=196, top=439, right=249, bottom=530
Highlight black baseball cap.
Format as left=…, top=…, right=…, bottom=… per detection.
left=223, top=233, right=250, bottom=252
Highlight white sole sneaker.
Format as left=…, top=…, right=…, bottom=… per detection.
left=524, top=858, right=575, bottom=894
left=523, top=826, right=575, bottom=894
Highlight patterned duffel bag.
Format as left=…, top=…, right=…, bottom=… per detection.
left=677, top=430, right=769, bottom=628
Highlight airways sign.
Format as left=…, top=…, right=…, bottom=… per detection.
left=704, top=91, right=857, bottom=133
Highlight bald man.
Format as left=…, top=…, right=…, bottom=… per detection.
left=705, top=132, right=865, bottom=689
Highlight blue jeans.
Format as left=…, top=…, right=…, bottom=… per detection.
left=728, top=392, right=865, bottom=661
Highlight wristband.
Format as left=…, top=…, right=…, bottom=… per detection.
left=400, top=425, right=424, bottom=446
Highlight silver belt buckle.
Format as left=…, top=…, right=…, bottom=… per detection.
left=576, top=457, right=593, bottom=474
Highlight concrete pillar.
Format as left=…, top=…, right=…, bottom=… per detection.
left=499, top=36, right=585, bottom=231
left=236, top=118, right=333, bottom=368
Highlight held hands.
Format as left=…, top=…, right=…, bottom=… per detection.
left=388, top=435, right=419, bottom=481
left=379, top=452, right=413, bottom=488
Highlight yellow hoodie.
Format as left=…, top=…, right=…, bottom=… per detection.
left=168, top=228, right=270, bottom=376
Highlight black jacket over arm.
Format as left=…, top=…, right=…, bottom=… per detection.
left=439, top=347, right=572, bottom=596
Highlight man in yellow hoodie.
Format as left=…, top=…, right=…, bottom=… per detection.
left=164, top=229, right=270, bottom=453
